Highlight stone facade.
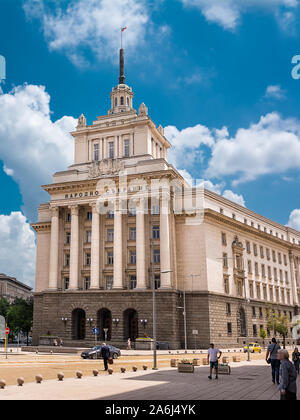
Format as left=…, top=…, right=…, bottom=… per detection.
left=0, top=273, right=32, bottom=303
left=32, top=49, right=300, bottom=349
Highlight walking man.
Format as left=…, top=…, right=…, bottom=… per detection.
left=266, top=337, right=281, bottom=384
left=292, top=347, right=300, bottom=375
left=278, top=349, right=297, bottom=400
left=100, top=342, right=110, bottom=371
left=207, top=343, right=222, bottom=380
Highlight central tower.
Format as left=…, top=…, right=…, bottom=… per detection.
left=109, top=48, right=134, bottom=115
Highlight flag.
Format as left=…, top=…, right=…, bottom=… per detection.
left=121, top=26, right=127, bottom=32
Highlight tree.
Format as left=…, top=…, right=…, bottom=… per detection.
left=266, top=306, right=289, bottom=349
left=0, top=298, right=10, bottom=318
left=7, top=298, right=33, bottom=345
left=259, top=328, right=267, bottom=348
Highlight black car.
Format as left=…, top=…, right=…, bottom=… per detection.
left=81, top=345, right=121, bottom=360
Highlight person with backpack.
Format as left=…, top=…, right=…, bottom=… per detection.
left=265, top=337, right=281, bottom=384
left=278, top=349, right=297, bottom=400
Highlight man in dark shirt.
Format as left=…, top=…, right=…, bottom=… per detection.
left=100, top=343, right=111, bottom=371
left=266, top=338, right=281, bottom=384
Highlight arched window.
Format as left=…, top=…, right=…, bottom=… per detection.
left=120, top=96, right=124, bottom=105
left=115, top=97, right=118, bottom=107
left=127, top=97, right=130, bottom=106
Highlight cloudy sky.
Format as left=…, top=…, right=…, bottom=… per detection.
left=1, top=0, right=300, bottom=286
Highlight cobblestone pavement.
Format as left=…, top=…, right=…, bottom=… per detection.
left=0, top=360, right=299, bottom=400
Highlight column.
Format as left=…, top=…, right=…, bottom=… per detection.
left=48, top=206, right=59, bottom=290
left=136, top=200, right=146, bottom=288
left=69, top=205, right=79, bottom=290
left=289, top=251, right=299, bottom=306
left=90, top=203, right=100, bottom=289
left=113, top=208, right=123, bottom=289
left=160, top=194, right=172, bottom=288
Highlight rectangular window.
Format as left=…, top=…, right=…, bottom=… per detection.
left=252, top=306, right=256, bottom=318
left=272, top=250, right=276, bottom=262
left=107, top=211, right=114, bottom=219
left=152, top=204, right=160, bottom=215
left=86, top=230, right=91, bottom=243
left=259, top=307, right=263, bottom=318
left=263, top=286, right=267, bottom=300
left=260, top=246, right=264, bottom=258
left=223, top=253, right=228, bottom=268
left=227, top=323, right=232, bottom=335
left=66, top=232, right=71, bottom=245
left=153, top=249, right=160, bottom=264
left=274, top=268, right=278, bottom=281
left=129, top=250, right=136, bottom=264
left=256, top=284, right=261, bottom=300
left=268, top=266, right=272, bottom=279
left=226, top=303, right=231, bottom=315
left=237, top=281, right=243, bottom=297
left=155, top=275, right=161, bottom=290
left=253, top=244, right=258, bottom=256
left=261, top=264, right=265, bottom=278
left=248, top=260, right=252, bottom=273
left=285, top=271, right=289, bottom=283
left=246, top=241, right=251, bottom=253
left=269, top=287, right=274, bottom=301
left=287, top=290, right=291, bottom=304
left=106, top=276, right=113, bottom=290
left=129, top=207, right=136, bottom=217
left=249, top=282, right=254, bottom=298
left=275, top=288, right=279, bottom=302
left=109, top=141, right=114, bottom=159
left=129, top=227, right=136, bottom=241
left=85, top=253, right=91, bottom=266
left=224, top=276, right=229, bottom=294
left=279, top=269, right=283, bottom=282
left=266, top=248, right=270, bottom=260
left=152, top=226, right=160, bottom=240
left=130, top=275, right=137, bottom=290
left=107, top=229, right=114, bottom=242
left=84, top=276, right=90, bottom=290
left=278, top=253, right=282, bottom=264
left=255, top=262, right=259, bottom=276
left=283, top=254, right=287, bottom=265
left=107, top=252, right=113, bottom=265
left=221, top=232, right=227, bottom=246
left=124, top=139, right=130, bottom=157
left=253, top=325, right=257, bottom=337
left=94, top=143, right=99, bottom=161
left=65, top=253, right=70, bottom=267
left=281, top=289, right=285, bottom=304
left=86, top=211, right=92, bottom=221
left=66, top=212, right=71, bottom=222
left=64, top=277, right=69, bottom=290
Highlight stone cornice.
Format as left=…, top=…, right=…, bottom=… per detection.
left=31, top=222, right=51, bottom=232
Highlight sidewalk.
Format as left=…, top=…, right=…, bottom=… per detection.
left=0, top=360, right=298, bottom=400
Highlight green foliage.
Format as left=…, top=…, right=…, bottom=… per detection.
left=7, top=298, right=33, bottom=336
left=259, top=328, right=267, bottom=340
left=0, top=297, right=9, bottom=318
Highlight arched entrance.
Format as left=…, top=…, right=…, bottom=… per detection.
left=97, top=309, right=112, bottom=341
left=72, top=308, right=86, bottom=340
left=237, top=307, right=246, bottom=337
left=124, top=309, right=138, bottom=341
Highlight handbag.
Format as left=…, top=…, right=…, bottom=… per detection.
left=267, top=343, right=277, bottom=364
left=108, top=357, right=113, bottom=365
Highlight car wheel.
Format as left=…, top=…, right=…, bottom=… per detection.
left=113, top=353, right=118, bottom=359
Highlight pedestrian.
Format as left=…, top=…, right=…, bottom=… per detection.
left=53, top=339, right=58, bottom=347
left=127, top=338, right=131, bottom=350
left=59, top=338, right=63, bottom=347
left=100, top=342, right=111, bottom=371
left=207, top=343, right=222, bottom=380
left=265, top=337, right=281, bottom=384
left=292, top=347, right=300, bottom=375
left=278, top=349, right=297, bottom=400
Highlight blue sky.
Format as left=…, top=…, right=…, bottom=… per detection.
left=2, top=0, right=300, bottom=285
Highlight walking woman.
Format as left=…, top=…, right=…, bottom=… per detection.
left=292, top=347, right=300, bottom=375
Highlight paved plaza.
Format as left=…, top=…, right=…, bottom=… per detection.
left=0, top=359, right=299, bottom=400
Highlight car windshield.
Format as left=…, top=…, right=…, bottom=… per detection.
left=92, top=346, right=102, bottom=351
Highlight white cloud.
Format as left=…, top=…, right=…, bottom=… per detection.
left=180, top=0, right=298, bottom=30
left=287, top=209, right=300, bottom=231
left=3, top=165, right=14, bottom=176
left=206, top=112, right=300, bottom=184
left=222, top=189, right=246, bottom=206
left=264, top=85, right=286, bottom=99
left=0, top=212, right=36, bottom=288
left=0, top=84, right=77, bottom=220
left=23, top=0, right=155, bottom=67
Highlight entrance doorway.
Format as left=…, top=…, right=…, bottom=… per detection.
left=97, top=309, right=112, bottom=341
left=124, top=309, right=138, bottom=341
left=72, top=308, right=86, bottom=340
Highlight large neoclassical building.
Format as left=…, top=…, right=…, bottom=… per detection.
left=32, top=50, right=300, bottom=349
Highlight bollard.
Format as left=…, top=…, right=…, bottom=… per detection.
left=35, top=375, right=43, bottom=384
left=108, top=368, right=113, bottom=375
left=93, top=369, right=99, bottom=377
left=76, top=371, right=83, bottom=379
left=17, top=377, right=24, bottom=386
left=57, top=372, right=64, bottom=381
left=143, top=365, right=148, bottom=371
left=132, top=366, right=137, bottom=372
left=0, top=380, right=6, bottom=389
left=120, top=367, right=126, bottom=373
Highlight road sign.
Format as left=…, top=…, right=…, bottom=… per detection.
left=92, top=327, right=99, bottom=335
left=192, top=330, right=198, bottom=335
left=0, top=316, right=5, bottom=340
left=5, top=327, right=10, bottom=335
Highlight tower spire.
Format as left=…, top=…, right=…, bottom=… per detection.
left=119, top=48, right=125, bottom=85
